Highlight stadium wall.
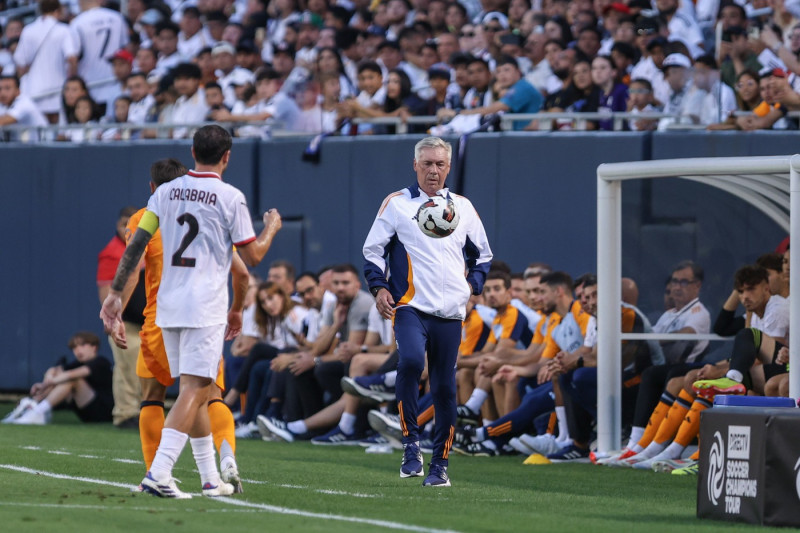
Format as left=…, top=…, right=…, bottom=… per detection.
left=0, top=132, right=788, bottom=390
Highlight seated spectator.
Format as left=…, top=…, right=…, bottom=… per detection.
left=319, top=74, right=343, bottom=133
left=105, top=49, right=134, bottom=120
left=688, top=54, right=736, bottom=126
left=737, top=69, right=796, bottom=130
left=315, top=46, right=356, bottom=99
left=0, top=74, right=48, bottom=141
left=338, top=61, right=386, bottom=134
left=719, top=25, right=762, bottom=89
left=626, top=78, right=660, bottom=131
left=60, top=95, right=102, bottom=142
left=2, top=331, right=113, bottom=425
left=708, top=70, right=761, bottom=130
left=204, top=81, right=229, bottom=120
left=294, top=79, right=325, bottom=134
left=59, top=75, right=90, bottom=126
left=100, top=95, right=132, bottom=141
left=591, top=54, right=629, bottom=130
left=657, top=53, right=696, bottom=130
left=134, top=47, right=158, bottom=76
left=153, top=21, right=185, bottom=77
left=170, top=62, right=208, bottom=139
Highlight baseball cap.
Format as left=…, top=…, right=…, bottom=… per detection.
left=139, top=8, right=163, bottom=26
left=482, top=12, right=509, bottom=30
left=109, top=48, right=134, bottom=64
left=228, top=68, right=255, bottom=86
left=211, top=42, right=237, bottom=56
left=770, top=67, right=789, bottom=78
left=661, top=53, right=692, bottom=70
left=297, top=10, right=323, bottom=28
left=603, top=2, right=631, bottom=15
left=428, top=63, right=451, bottom=80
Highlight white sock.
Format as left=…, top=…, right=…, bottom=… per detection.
left=464, top=389, right=488, bottom=414
left=149, top=428, right=188, bottom=481
left=626, top=426, right=645, bottom=450
left=383, top=371, right=397, bottom=387
left=482, top=418, right=495, bottom=426
left=555, top=406, right=570, bottom=442
left=287, top=420, right=307, bottom=434
left=482, top=439, right=497, bottom=450
left=661, top=441, right=685, bottom=460
left=473, top=427, right=486, bottom=442
left=726, top=369, right=744, bottom=383
left=191, top=434, right=220, bottom=486
left=33, top=400, right=52, bottom=415
left=338, top=412, right=357, bottom=435
left=219, top=439, right=236, bottom=471
left=640, top=440, right=667, bottom=459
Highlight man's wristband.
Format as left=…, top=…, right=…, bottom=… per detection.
left=314, top=356, right=321, bottom=366
left=370, top=286, right=384, bottom=297
left=360, top=344, right=369, bottom=353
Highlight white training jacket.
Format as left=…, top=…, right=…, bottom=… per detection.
left=363, top=184, right=493, bottom=321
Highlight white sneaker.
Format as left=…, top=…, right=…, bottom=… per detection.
left=519, top=433, right=563, bottom=456
left=141, top=472, right=192, bottom=499
left=633, top=448, right=680, bottom=471
left=220, top=463, right=243, bottom=494
left=234, top=421, right=259, bottom=439
left=12, top=408, right=49, bottom=425
left=596, top=447, right=637, bottom=465
left=508, top=436, right=537, bottom=455
left=2, top=397, right=36, bottom=423
left=202, top=480, right=234, bottom=497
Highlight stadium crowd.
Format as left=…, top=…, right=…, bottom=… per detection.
left=2, top=0, right=800, bottom=138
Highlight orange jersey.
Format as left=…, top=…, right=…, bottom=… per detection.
left=487, top=305, right=531, bottom=348
left=460, top=308, right=491, bottom=356
left=541, top=301, right=592, bottom=360
left=126, top=208, right=163, bottom=326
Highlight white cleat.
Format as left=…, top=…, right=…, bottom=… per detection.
left=508, top=436, right=537, bottom=455
left=221, top=464, right=243, bottom=494
left=202, top=480, right=235, bottom=497
left=141, top=472, right=192, bottom=499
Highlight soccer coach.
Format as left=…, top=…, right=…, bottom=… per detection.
left=363, top=137, right=492, bottom=487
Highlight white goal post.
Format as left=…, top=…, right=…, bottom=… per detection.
left=596, top=154, right=800, bottom=454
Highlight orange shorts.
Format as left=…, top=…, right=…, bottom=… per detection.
left=136, top=319, right=225, bottom=390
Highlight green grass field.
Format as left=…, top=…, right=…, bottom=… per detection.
left=0, top=404, right=782, bottom=533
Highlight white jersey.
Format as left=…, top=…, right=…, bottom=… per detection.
left=652, top=298, right=711, bottom=363
left=363, top=185, right=493, bottom=321
left=367, top=304, right=394, bottom=346
left=146, top=170, right=256, bottom=328
left=749, top=295, right=789, bottom=340
left=70, top=7, right=129, bottom=105
left=241, top=304, right=308, bottom=349
left=13, top=15, right=78, bottom=114
left=0, top=94, right=48, bottom=141
left=171, top=88, right=208, bottom=139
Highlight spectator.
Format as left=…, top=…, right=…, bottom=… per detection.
left=101, top=94, right=131, bottom=140
left=544, top=16, right=573, bottom=46
left=626, top=78, right=659, bottom=131
left=153, top=21, right=185, bottom=77
left=377, top=39, right=403, bottom=81
left=293, top=11, right=323, bottom=67
left=272, top=42, right=297, bottom=82
left=0, top=75, right=48, bottom=141
left=134, top=46, right=158, bottom=76
left=213, top=41, right=255, bottom=108
left=178, top=7, right=211, bottom=58
left=686, top=54, right=736, bottom=126
left=2, top=331, right=113, bottom=425
left=341, top=60, right=385, bottom=133
left=59, top=75, right=90, bottom=125
left=610, top=41, right=637, bottom=85
left=458, top=23, right=486, bottom=58
left=169, top=62, right=208, bottom=139
left=62, top=95, right=102, bottom=142
left=70, top=0, right=129, bottom=114
left=630, top=18, right=669, bottom=104
left=737, top=69, right=795, bottom=130
left=316, top=46, right=356, bottom=99
left=524, top=30, right=553, bottom=94
left=719, top=25, right=762, bottom=89
left=591, top=54, right=628, bottom=130
left=96, top=206, right=144, bottom=429
left=446, top=3, right=468, bottom=34
left=195, top=47, right=217, bottom=85
left=13, top=0, right=77, bottom=124
left=105, top=49, right=134, bottom=119
left=576, top=26, right=603, bottom=60
left=656, top=0, right=704, bottom=58
left=204, top=81, right=228, bottom=117
left=125, top=71, right=155, bottom=127
left=435, top=32, right=459, bottom=64
left=237, top=41, right=263, bottom=72
left=657, top=53, right=696, bottom=130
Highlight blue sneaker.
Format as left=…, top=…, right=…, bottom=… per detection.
left=311, top=426, right=361, bottom=446
left=423, top=463, right=451, bottom=487
left=358, top=433, right=392, bottom=447
left=453, top=440, right=498, bottom=457
left=256, top=415, right=296, bottom=443
left=400, top=442, right=424, bottom=478
left=456, top=404, right=480, bottom=426
left=546, top=443, right=591, bottom=463
left=341, top=374, right=396, bottom=403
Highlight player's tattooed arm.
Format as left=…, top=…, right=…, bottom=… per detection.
left=110, top=228, right=152, bottom=293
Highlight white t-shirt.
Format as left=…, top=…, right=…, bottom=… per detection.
left=146, top=170, right=256, bottom=328
left=749, top=295, right=789, bottom=339
left=217, top=67, right=255, bottom=109
left=171, top=88, right=209, bottom=139
left=178, top=31, right=210, bottom=60
left=128, top=94, right=155, bottom=124
left=70, top=7, right=129, bottom=106
left=583, top=315, right=598, bottom=348
left=367, top=304, right=394, bottom=346
left=652, top=298, right=711, bottom=363
left=0, top=94, right=48, bottom=141
left=241, top=304, right=309, bottom=349
left=14, top=16, right=78, bottom=114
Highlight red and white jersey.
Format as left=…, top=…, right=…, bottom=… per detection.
left=146, top=170, right=256, bottom=328
left=70, top=7, right=128, bottom=104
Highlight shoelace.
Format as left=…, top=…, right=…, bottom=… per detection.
left=403, top=444, right=420, bottom=463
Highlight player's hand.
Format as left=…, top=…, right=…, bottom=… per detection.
left=263, top=209, right=282, bottom=234
left=493, top=364, right=518, bottom=382
left=375, top=288, right=395, bottom=320
left=225, top=309, right=243, bottom=341
left=100, top=293, right=123, bottom=337
left=537, top=363, right=553, bottom=385
left=111, top=320, right=128, bottom=349
left=776, top=346, right=790, bottom=365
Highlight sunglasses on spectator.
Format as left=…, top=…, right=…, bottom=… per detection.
left=629, top=88, right=650, bottom=94
left=668, top=278, right=697, bottom=287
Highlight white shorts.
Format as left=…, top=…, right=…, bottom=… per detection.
left=161, top=325, right=225, bottom=379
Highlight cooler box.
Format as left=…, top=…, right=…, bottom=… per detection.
left=697, top=397, right=800, bottom=527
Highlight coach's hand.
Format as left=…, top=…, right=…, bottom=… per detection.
left=375, top=288, right=395, bottom=320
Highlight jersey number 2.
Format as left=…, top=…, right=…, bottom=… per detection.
left=171, top=213, right=198, bottom=267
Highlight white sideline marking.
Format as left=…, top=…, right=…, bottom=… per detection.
left=242, top=478, right=376, bottom=498
left=112, top=458, right=141, bottom=464
left=47, top=451, right=71, bottom=455
left=0, top=502, right=259, bottom=513
left=0, top=465, right=460, bottom=533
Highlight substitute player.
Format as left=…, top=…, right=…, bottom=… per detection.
left=101, top=125, right=282, bottom=498
left=113, top=158, right=247, bottom=493
left=363, top=136, right=492, bottom=487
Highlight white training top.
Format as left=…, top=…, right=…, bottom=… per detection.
left=171, top=88, right=209, bottom=139
left=749, top=294, right=790, bottom=340
left=14, top=15, right=77, bottom=113
left=69, top=7, right=129, bottom=105
left=652, top=298, right=711, bottom=363
left=146, top=170, right=256, bottom=328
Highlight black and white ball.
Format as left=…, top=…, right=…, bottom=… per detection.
left=416, top=196, right=460, bottom=238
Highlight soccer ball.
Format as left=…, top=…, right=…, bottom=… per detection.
left=416, top=196, right=459, bottom=238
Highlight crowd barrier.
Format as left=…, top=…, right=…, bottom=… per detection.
left=0, top=131, right=789, bottom=389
